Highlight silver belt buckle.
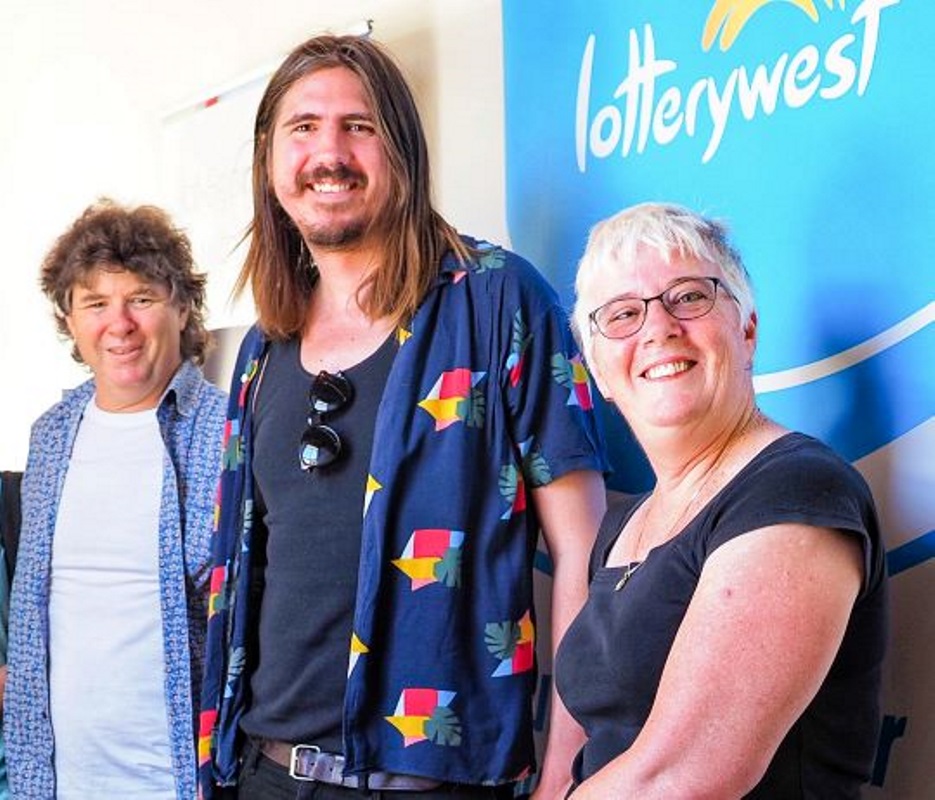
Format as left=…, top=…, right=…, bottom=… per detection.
left=289, top=743, right=321, bottom=782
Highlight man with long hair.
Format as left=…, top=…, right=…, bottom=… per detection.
left=199, top=35, right=608, bottom=800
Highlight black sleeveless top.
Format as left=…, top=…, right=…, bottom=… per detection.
left=241, top=333, right=395, bottom=750
left=555, top=433, right=887, bottom=798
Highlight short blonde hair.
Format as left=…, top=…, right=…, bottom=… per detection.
left=572, top=202, right=755, bottom=363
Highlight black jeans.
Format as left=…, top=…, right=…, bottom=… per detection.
left=236, top=739, right=517, bottom=800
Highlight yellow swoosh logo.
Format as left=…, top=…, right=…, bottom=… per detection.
left=702, top=0, right=845, bottom=51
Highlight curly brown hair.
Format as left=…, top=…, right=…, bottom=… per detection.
left=41, top=198, right=211, bottom=365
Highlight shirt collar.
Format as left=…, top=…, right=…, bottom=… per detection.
left=437, top=236, right=487, bottom=282
left=159, top=359, right=203, bottom=417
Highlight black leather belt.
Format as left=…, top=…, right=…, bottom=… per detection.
left=259, top=740, right=443, bottom=791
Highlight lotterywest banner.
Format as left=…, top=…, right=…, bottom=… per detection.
left=503, top=1, right=933, bottom=796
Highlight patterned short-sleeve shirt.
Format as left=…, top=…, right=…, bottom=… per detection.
left=199, top=240, right=609, bottom=795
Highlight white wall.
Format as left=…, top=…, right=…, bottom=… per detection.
left=0, top=0, right=507, bottom=469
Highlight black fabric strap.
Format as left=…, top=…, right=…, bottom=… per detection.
left=0, top=470, right=22, bottom=582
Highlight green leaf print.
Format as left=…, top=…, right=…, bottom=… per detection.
left=425, top=706, right=463, bottom=747
left=484, top=621, right=520, bottom=660
left=433, top=547, right=463, bottom=588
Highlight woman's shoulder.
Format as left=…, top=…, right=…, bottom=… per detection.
left=742, top=432, right=873, bottom=503
left=708, top=431, right=884, bottom=592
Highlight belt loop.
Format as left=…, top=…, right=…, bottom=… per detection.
left=241, top=736, right=262, bottom=775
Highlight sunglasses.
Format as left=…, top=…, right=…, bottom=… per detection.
left=298, top=370, right=353, bottom=472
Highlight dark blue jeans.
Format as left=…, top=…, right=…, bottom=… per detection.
left=236, top=740, right=517, bottom=800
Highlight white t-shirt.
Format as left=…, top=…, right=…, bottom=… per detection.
left=49, top=398, right=175, bottom=798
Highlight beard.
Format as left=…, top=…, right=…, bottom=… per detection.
left=291, top=164, right=381, bottom=249
left=303, top=217, right=369, bottom=248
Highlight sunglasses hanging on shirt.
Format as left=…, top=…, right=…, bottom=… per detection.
left=299, top=370, right=353, bottom=472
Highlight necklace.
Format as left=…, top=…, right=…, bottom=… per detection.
left=614, top=561, right=643, bottom=592
left=614, top=408, right=762, bottom=592
left=613, top=478, right=708, bottom=591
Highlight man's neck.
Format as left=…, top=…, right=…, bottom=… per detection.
left=301, top=280, right=394, bottom=374
left=310, top=234, right=382, bottom=275
left=311, top=241, right=379, bottom=302
left=301, top=242, right=393, bottom=372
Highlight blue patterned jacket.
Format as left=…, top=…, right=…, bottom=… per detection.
left=6, top=360, right=227, bottom=800
left=198, top=240, right=609, bottom=796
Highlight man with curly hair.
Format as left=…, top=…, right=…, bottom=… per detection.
left=6, top=199, right=227, bottom=799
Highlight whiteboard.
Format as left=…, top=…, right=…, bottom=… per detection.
left=159, top=72, right=268, bottom=329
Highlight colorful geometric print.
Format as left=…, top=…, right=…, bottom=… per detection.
left=238, top=358, right=259, bottom=407
left=212, top=482, right=222, bottom=531
left=198, top=709, right=217, bottom=766
left=225, top=646, right=246, bottom=701
left=417, top=368, right=487, bottom=431
left=199, top=246, right=610, bottom=792
left=485, top=611, right=535, bottom=678
left=221, top=418, right=242, bottom=471
left=473, top=243, right=507, bottom=273
left=500, top=438, right=554, bottom=519
left=385, top=688, right=462, bottom=747
left=506, top=310, right=532, bottom=388
left=551, top=353, right=595, bottom=411
left=498, top=462, right=527, bottom=521
left=364, top=474, right=382, bottom=518
left=392, top=528, right=465, bottom=591
left=347, top=632, right=370, bottom=678
left=208, top=565, right=228, bottom=619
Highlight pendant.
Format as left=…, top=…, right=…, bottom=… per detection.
left=614, top=561, right=642, bottom=591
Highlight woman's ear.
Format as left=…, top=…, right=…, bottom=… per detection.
left=743, top=310, right=758, bottom=369
left=745, top=310, right=758, bottom=342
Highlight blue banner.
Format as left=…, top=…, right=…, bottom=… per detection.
left=502, top=0, right=932, bottom=490
left=503, top=5, right=933, bottom=792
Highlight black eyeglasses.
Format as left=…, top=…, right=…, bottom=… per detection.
left=299, top=370, right=353, bottom=472
left=589, top=276, right=734, bottom=340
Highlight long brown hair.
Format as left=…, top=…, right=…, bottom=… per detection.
left=237, top=35, right=468, bottom=339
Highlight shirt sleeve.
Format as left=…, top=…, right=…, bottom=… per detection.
left=501, top=270, right=609, bottom=487
left=703, top=436, right=882, bottom=597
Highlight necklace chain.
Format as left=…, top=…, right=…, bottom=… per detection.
left=614, top=408, right=762, bottom=591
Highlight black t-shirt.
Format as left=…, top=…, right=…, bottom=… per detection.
left=240, top=333, right=395, bottom=750
left=555, top=433, right=888, bottom=798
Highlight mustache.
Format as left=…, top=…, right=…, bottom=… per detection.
left=297, top=164, right=366, bottom=190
